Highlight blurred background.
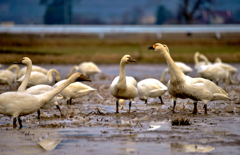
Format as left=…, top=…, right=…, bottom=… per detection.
left=0, top=0, right=239, bottom=64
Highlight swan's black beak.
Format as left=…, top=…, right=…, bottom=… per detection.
left=128, top=57, right=136, bottom=63
left=77, top=73, right=91, bottom=82
left=148, top=46, right=154, bottom=50
left=13, top=58, right=23, bottom=64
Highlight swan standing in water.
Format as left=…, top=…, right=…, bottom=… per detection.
left=148, top=43, right=229, bottom=114
left=110, top=55, right=138, bottom=113
left=53, top=81, right=95, bottom=106
left=67, top=62, right=101, bottom=78
left=137, top=78, right=167, bottom=104
left=0, top=67, right=90, bottom=128
left=17, top=69, right=61, bottom=87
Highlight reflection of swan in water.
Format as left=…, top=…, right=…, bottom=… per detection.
left=170, top=143, right=215, bottom=153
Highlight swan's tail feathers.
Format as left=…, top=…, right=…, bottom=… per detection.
left=212, top=93, right=230, bottom=101
left=76, top=73, right=91, bottom=82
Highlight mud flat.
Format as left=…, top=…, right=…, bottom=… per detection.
left=0, top=63, right=240, bottom=155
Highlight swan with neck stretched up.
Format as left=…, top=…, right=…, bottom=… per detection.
left=0, top=64, right=20, bottom=90
left=110, top=55, right=138, bottom=113
left=67, top=62, right=101, bottom=78
left=16, top=57, right=65, bottom=119
left=0, top=67, right=91, bottom=128
left=17, top=65, right=48, bottom=79
left=137, top=78, right=167, bottom=104
left=148, top=43, right=229, bottom=114
left=53, top=80, right=95, bottom=106
left=17, top=68, right=61, bottom=87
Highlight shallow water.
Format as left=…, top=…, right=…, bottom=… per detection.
left=0, top=63, right=240, bottom=155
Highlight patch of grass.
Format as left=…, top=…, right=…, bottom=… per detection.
left=0, top=33, right=239, bottom=64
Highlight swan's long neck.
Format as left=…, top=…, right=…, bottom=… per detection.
left=194, top=53, right=199, bottom=65
left=200, top=55, right=211, bottom=65
left=47, top=69, right=60, bottom=83
left=7, top=64, right=20, bottom=75
left=162, top=50, right=186, bottom=83
left=18, top=62, right=32, bottom=92
left=67, top=66, right=78, bottom=78
left=38, top=74, right=77, bottom=105
left=160, top=68, right=168, bottom=82
left=118, top=60, right=127, bottom=89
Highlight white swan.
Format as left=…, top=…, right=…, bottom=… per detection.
left=137, top=78, right=167, bottom=104
left=0, top=64, right=20, bottom=90
left=110, top=55, right=138, bottom=113
left=160, top=62, right=192, bottom=82
left=0, top=71, right=91, bottom=128
left=15, top=57, right=64, bottom=118
left=197, top=54, right=227, bottom=85
left=17, top=69, right=61, bottom=87
left=53, top=81, right=95, bottom=105
left=214, top=57, right=238, bottom=84
left=67, top=62, right=101, bottom=78
left=194, top=52, right=206, bottom=72
left=17, top=65, right=48, bottom=79
left=148, top=43, right=229, bottom=114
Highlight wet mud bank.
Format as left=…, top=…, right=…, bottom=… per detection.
left=0, top=63, right=240, bottom=154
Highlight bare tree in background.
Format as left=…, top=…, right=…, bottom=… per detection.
left=177, top=0, right=214, bottom=24
left=40, top=0, right=80, bottom=24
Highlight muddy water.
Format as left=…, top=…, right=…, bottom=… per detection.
left=0, top=63, right=240, bottom=155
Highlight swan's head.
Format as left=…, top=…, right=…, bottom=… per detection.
left=148, top=43, right=168, bottom=54
left=121, top=55, right=136, bottom=64
left=75, top=72, right=92, bottom=82
left=215, top=57, right=222, bottom=63
left=14, top=57, right=32, bottom=65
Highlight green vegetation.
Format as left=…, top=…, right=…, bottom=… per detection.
left=0, top=33, right=239, bottom=64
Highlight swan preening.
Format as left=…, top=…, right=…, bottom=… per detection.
left=110, top=55, right=138, bottom=113
left=53, top=80, right=94, bottom=106
left=137, top=78, right=167, bottom=104
left=148, top=43, right=229, bottom=114
left=67, top=62, right=101, bottom=78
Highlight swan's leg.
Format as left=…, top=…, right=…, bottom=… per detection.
left=159, top=96, right=164, bottom=104
left=145, top=99, right=148, bottom=105
left=13, top=117, right=17, bottom=128
left=37, top=110, right=41, bottom=119
left=172, top=100, right=176, bottom=113
left=193, top=102, right=198, bottom=114
left=203, top=104, right=208, bottom=115
left=129, top=101, right=132, bottom=113
left=116, top=100, right=119, bottom=113
left=56, top=105, right=63, bottom=117
left=69, top=98, right=72, bottom=105
left=18, top=117, right=23, bottom=128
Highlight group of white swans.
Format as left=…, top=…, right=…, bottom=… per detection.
left=0, top=43, right=237, bottom=128
left=110, top=43, right=234, bottom=115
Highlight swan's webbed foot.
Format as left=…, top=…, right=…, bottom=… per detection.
left=128, top=101, right=132, bottom=113
left=116, top=101, right=119, bottom=113
left=159, top=96, right=164, bottom=104
left=193, top=102, right=198, bottom=114
left=204, top=104, right=208, bottom=115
